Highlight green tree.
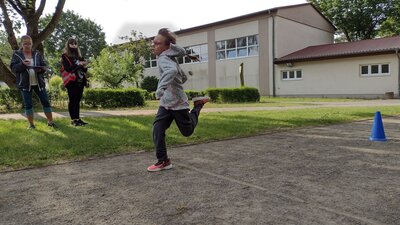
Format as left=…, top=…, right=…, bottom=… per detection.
left=378, top=1, right=400, bottom=37
left=90, top=48, right=143, bottom=88
left=140, top=76, right=159, bottom=92
left=40, top=10, right=107, bottom=60
left=0, top=30, right=12, bottom=66
left=0, top=0, right=66, bottom=88
left=308, top=0, right=399, bottom=41
left=90, top=30, right=151, bottom=88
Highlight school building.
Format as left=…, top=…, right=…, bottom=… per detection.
left=143, top=3, right=400, bottom=98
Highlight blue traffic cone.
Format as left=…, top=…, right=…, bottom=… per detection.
left=369, top=111, right=387, bottom=141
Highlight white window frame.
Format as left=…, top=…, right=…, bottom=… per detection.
left=216, top=34, right=259, bottom=61
left=281, top=70, right=302, bottom=81
left=360, top=63, right=390, bottom=77
left=145, top=54, right=157, bottom=68
left=177, top=44, right=208, bottom=64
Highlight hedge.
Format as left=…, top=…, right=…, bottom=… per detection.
left=205, top=87, right=260, bottom=103
left=83, top=88, right=146, bottom=108
left=0, top=88, right=23, bottom=110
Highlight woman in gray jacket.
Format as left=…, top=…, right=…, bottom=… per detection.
left=147, top=28, right=209, bottom=172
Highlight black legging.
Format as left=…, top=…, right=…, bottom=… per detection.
left=153, top=105, right=202, bottom=161
left=66, top=82, right=84, bottom=120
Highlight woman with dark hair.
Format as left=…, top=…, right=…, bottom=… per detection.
left=10, top=35, right=57, bottom=129
left=147, top=28, right=209, bottom=172
left=61, top=37, right=89, bottom=126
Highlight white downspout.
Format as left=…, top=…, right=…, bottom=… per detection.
left=396, top=49, right=400, bottom=97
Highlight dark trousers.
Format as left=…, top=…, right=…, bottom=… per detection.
left=66, top=82, right=84, bottom=120
left=153, top=105, right=203, bottom=161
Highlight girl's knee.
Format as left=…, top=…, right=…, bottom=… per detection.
left=181, top=130, right=193, bottom=137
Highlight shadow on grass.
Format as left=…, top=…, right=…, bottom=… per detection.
left=0, top=106, right=399, bottom=170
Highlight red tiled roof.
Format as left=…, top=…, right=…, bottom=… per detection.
left=275, top=36, right=400, bottom=64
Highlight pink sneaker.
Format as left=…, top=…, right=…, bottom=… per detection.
left=147, top=159, right=173, bottom=172
left=193, top=96, right=210, bottom=106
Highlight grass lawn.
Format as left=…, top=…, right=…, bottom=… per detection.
left=1, top=105, right=400, bottom=171
left=0, top=96, right=369, bottom=114
left=126, top=96, right=370, bottom=110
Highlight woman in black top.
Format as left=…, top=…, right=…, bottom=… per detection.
left=61, top=37, right=88, bottom=126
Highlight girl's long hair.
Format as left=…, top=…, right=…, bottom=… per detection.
left=63, top=37, right=82, bottom=57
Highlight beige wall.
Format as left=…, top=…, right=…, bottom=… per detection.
left=215, top=21, right=259, bottom=41
left=176, top=32, right=208, bottom=46
left=275, top=54, right=399, bottom=97
left=274, top=16, right=334, bottom=58
left=277, top=4, right=335, bottom=34
left=216, top=56, right=259, bottom=88
left=143, top=63, right=209, bottom=91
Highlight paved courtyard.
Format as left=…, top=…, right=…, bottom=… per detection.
left=1, top=116, right=400, bottom=225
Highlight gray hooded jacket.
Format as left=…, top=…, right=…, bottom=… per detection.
left=156, top=44, right=189, bottom=110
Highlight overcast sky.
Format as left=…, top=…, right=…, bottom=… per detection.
left=42, top=0, right=307, bottom=44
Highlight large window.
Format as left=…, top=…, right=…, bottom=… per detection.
left=281, top=70, right=302, bottom=81
left=177, top=44, right=208, bottom=64
left=144, top=54, right=157, bottom=68
left=216, top=34, right=259, bottom=60
left=145, top=44, right=208, bottom=68
left=360, top=63, right=390, bottom=76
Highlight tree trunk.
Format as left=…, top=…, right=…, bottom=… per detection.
left=0, top=58, right=16, bottom=88
left=0, top=0, right=66, bottom=86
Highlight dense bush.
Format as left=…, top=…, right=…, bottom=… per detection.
left=185, top=90, right=206, bottom=100
left=48, top=76, right=67, bottom=106
left=140, top=76, right=159, bottom=92
left=0, top=88, right=23, bottom=110
left=145, top=91, right=156, bottom=100
left=83, top=88, right=146, bottom=108
left=205, top=87, right=260, bottom=103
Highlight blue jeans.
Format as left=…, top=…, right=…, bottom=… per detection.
left=20, top=86, right=52, bottom=116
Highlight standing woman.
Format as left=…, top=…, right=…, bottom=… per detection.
left=61, top=37, right=88, bottom=126
left=10, top=35, right=57, bottom=129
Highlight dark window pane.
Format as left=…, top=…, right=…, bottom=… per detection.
left=237, top=37, right=246, bottom=47
left=237, top=48, right=247, bottom=57
left=248, top=35, right=258, bottom=46
left=361, top=66, right=369, bottom=74
left=282, top=71, right=288, bottom=79
left=371, top=65, right=379, bottom=74
left=289, top=71, right=295, bottom=78
left=185, top=48, right=192, bottom=55
left=227, top=49, right=236, bottom=58
left=216, top=51, right=225, bottom=60
left=248, top=46, right=258, bottom=56
left=296, top=70, right=302, bottom=78
left=184, top=56, right=191, bottom=63
left=226, top=39, right=236, bottom=49
left=216, top=41, right=225, bottom=50
left=151, top=61, right=157, bottom=67
left=145, top=61, right=150, bottom=68
left=178, top=57, right=184, bottom=64
left=382, top=64, right=389, bottom=73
